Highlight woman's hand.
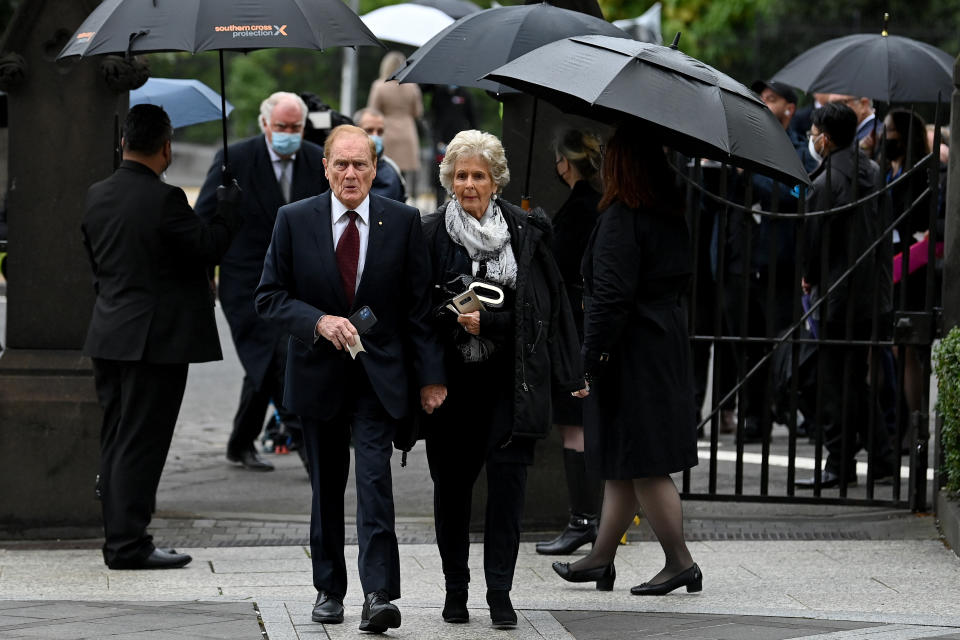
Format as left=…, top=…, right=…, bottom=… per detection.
left=457, top=310, right=480, bottom=335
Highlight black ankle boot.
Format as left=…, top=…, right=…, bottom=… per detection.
left=486, top=589, right=517, bottom=629
left=535, top=513, right=597, bottom=555
left=442, top=589, right=468, bottom=623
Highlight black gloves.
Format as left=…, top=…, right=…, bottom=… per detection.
left=216, top=178, right=242, bottom=205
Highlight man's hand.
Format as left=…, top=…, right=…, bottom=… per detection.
left=421, top=384, right=447, bottom=414
left=457, top=310, right=480, bottom=335
left=316, top=315, right=358, bottom=350
left=216, top=178, right=243, bottom=204
left=571, top=383, right=590, bottom=399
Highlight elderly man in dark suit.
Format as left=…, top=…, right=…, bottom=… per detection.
left=82, top=104, right=241, bottom=570
left=256, top=125, right=446, bottom=632
left=196, top=91, right=329, bottom=471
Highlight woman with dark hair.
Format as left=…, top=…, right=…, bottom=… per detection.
left=536, top=128, right=605, bottom=556
left=552, top=123, right=701, bottom=595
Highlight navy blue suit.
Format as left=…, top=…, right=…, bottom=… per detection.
left=255, top=191, right=444, bottom=600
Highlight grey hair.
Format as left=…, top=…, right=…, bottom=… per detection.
left=438, top=130, right=510, bottom=195
left=258, top=91, right=308, bottom=133
left=353, top=106, right=384, bottom=123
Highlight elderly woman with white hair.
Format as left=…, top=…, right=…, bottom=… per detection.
left=421, top=130, right=586, bottom=629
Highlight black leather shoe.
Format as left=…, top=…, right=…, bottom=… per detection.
left=442, top=589, right=469, bottom=623
left=486, top=589, right=517, bottom=629
left=226, top=447, right=274, bottom=471
left=552, top=561, right=615, bottom=591
left=794, top=469, right=857, bottom=489
left=109, top=548, right=192, bottom=570
left=630, top=563, right=702, bottom=596
left=359, top=591, right=400, bottom=633
left=312, top=591, right=344, bottom=624
left=536, top=514, right=597, bottom=555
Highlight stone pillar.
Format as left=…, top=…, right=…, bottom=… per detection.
left=943, top=55, right=960, bottom=330
left=0, top=0, right=135, bottom=532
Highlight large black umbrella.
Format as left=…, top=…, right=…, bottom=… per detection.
left=485, top=34, right=811, bottom=186
left=411, top=0, right=481, bottom=20
left=58, top=0, right=382, bottom=168
left=391, top=2, right=630, bottom=202
left=770, top=27, right=955, bottom=103
left=390, top=2, right=629, bottom=95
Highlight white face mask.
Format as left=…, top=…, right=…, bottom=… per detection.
left=807, top=133, right=823, bottom=164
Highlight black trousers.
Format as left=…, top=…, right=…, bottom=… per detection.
left=228, top=338, right=299, bottom=453
left=425, top=358, right=533, bottom=592
left=92, top=358, right=188, bottom=567
left=300, top=364, right=399, bottom=600
left=819, top=321, right=894, bottom=477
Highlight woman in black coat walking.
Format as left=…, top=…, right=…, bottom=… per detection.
left=552, top=124, right=701, bottom=595
left=421, top=130, right=586, bottom=627
left=536, top=128, right=605, bottom=556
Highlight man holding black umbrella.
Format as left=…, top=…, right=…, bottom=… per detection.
left=196, top=91, right=329, bottom=471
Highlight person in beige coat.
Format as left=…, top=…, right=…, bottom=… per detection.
left=368, top=51, right=423, bottom=179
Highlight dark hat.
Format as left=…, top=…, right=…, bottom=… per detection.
left=751, top=79, right=798, bottom=105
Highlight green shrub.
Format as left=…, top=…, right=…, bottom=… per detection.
left=933, top=326, right=960, bottom=495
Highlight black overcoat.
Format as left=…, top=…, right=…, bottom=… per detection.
left=422, top=197, right=584, bottom=440
left=581, top=200, right=698, bottom=478
left=195, top=135, right=329, bottom=388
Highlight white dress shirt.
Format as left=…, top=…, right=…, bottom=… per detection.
left=331, top=195, right=371, bottom=294
left=265, top=142, right=296, bottom=186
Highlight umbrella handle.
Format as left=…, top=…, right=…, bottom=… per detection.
left=521, top=97, right=538, bottom=211
left=219, top=49, right=230, bottom=184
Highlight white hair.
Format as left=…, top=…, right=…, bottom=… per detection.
left=438, top=130, right=510, bottom=195
left=258, top=91, right=308, bottom=133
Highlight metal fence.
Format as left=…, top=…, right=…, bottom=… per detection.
left=675, top=107, right=944, bottom=511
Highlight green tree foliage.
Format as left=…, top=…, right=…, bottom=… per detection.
left=934, top=327, right=960, bottom=495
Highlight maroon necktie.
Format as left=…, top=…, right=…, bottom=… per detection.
left=336, top=211, right=360, bottom=307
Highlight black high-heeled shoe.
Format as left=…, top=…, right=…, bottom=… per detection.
left=630, top=563, right=702, bottom=596
left=551, top=561, right=615, bottom=591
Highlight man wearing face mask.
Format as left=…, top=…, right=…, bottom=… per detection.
left=354, top=107, right=407, bottom=204
left=795, top=102, right=895, bottom=489
left=195, top=91, right=329, bottom=471
left=82, top=104, right=242, bottom=569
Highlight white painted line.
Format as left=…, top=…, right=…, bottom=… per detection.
left=696, top=444, right=935, bottom=481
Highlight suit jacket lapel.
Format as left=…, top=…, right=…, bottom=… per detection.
left=254, top=136, right=284, bottom=221
left=354, top=196, right=386, bottom=305
left=291, top=149, right=320, bottom=201
left=312, top=192, right=350, bottom=311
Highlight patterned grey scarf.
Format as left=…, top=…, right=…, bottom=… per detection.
left=444, top=198, right=518, bottom=288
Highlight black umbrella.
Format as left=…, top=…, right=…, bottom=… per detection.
left=57, top=0, right=382, bottom=169
left=391, top=2, right=628, bottom=94
left=484, top=34, right=811, bottom=186
left=411, top=0, right=481, bottom=20
left=391, top=2, right=630, bottom=203
left=770, top=19, right=954, bottom=103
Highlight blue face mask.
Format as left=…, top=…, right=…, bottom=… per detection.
left=270, top=131, right=302, bottom=156
left=369, top=134, right=383, bottom=157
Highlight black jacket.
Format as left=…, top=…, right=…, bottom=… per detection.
left=803, top=145, right=892, bottom=323
left=82, top=160, right=240, bottom=363
left=422, top=197, right=584, bottom=439
left=195, top=135, right=329, bottom=388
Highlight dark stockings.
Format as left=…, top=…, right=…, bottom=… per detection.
left=569, top=476, right=693, bottom=585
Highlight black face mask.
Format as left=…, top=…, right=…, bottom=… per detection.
left=883, top=137, right=903, bottom=160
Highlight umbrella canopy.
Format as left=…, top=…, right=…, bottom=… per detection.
left=58, top=0, right=382, bottom=170
left=130, top=77, right=233, bottom=128
left=361, top=4, right=454, bottom=47
left=485, top=35, right=811, bottom=186
left=58, top=0, right=382, bottom=57
left=411, top=0, right=481, bottom=20
left=771, top=32, right=955, bottom=103
left=390, top=2, right=629, bottom=94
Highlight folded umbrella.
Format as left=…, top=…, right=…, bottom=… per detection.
left=130, top=77, right=233, bottom=129
left=485, top=34, right=810, bottom=186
